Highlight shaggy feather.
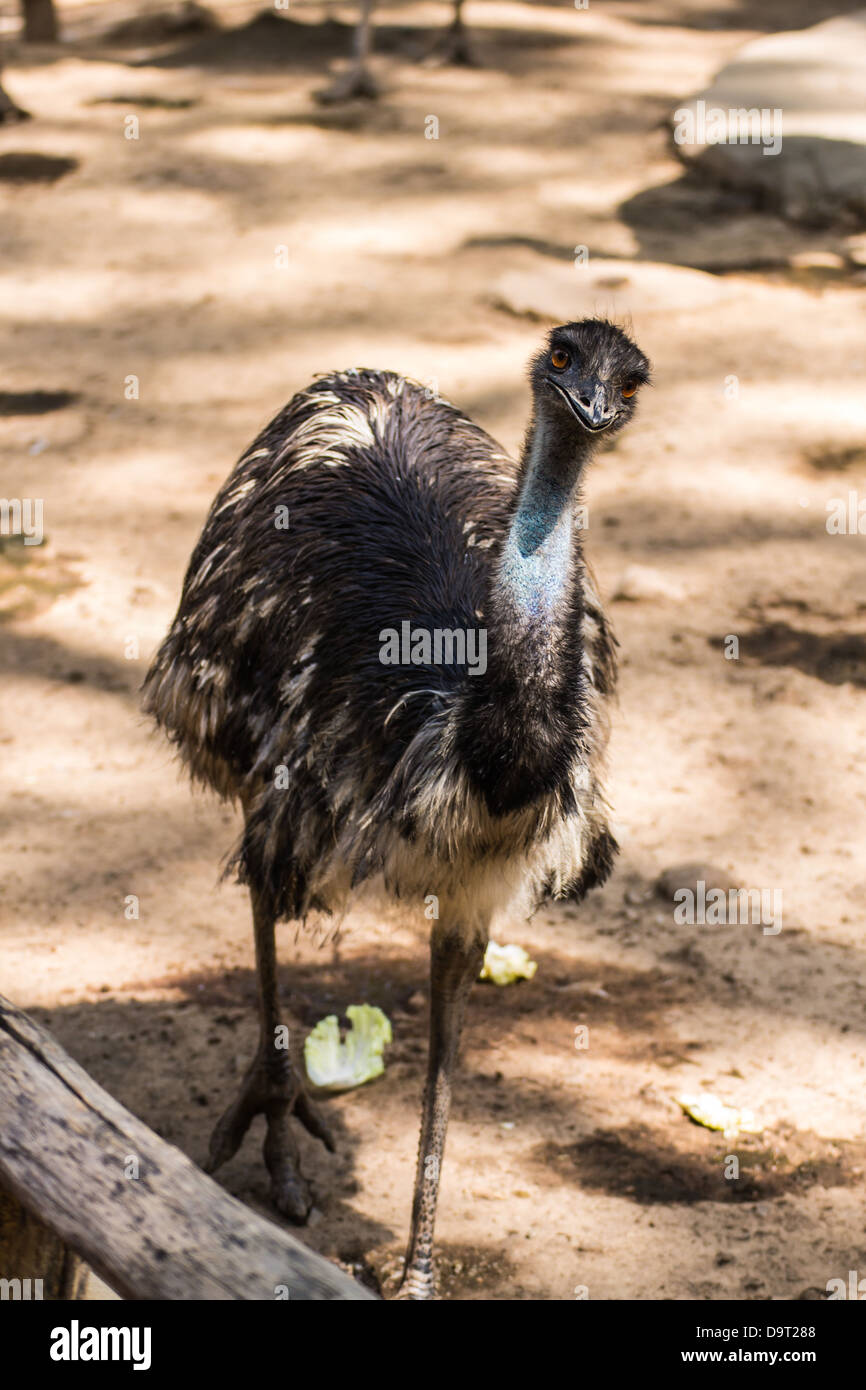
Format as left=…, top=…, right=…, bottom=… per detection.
left=144, top=324, right=649, bottom=932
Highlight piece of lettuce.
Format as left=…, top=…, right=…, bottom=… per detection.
left=480, top=941, right=538, bottom=986
left=677, top=1092, right=762, bottom=1138
left=304, top=1004, right=392, bottom=1091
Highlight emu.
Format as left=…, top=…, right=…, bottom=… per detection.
left=318, top=0, right=473, bottom=103
left=143, top=319, right=650, bottom=1299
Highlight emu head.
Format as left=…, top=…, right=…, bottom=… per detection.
left=530, top=319, right=651, bottom=439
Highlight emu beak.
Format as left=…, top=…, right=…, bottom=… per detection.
left=547, top=377, right=615, bottom=433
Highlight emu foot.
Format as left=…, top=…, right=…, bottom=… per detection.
left=314, top=65, right=380, bottom=104
left=395, top=1256, right=436, bottom=1301
left=204, top=1045, right=334, bottom=1223
left=424, top=25, right=478, bottom=68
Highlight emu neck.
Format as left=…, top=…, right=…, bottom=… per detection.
left=455, top=412, right=595, bottom=815
left=498, top=415, right=589, bottom=629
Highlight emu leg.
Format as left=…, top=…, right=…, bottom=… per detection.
left=426, top=0, right=477, bottom=67
left=315, top=0, right=380, bottom=104
left=398, top=924, right=486, bottom=1299
left=204, top=885, right=334, bottom=1222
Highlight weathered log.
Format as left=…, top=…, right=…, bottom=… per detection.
left=0, top=995, right=375, bottom=1300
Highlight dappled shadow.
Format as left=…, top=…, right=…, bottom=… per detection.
left=0, top=626, right=140, bottom=695
left=86, top=92, right=199, bottom=109
left=0, top=389, right=80, bottom=415
left=0, top=152, right=79, bottom=183
left=473, top=174, right=862, bottom=277
left=804, top=444, right=866, bottom=474
left=143, top=12, right=361, bottom=70
left=714, top=623, right=866, bottom=689
left=619, top=168, right=866, bottom=272
left=624, top=0, right=866, bottom=34
left=141, top=10, right=591, bottom=73
left=141, top=919, right=866, bottom=1068
left=619, top=170, right=789, bottom=271
left=104, top=0, right=219, bottom=46
left=535, top=1123, right=866, bottom=1204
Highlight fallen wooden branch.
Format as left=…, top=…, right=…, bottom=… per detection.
left=0, top=994, right=375, bottom=1300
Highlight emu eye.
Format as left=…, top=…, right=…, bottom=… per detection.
left=550, top=348, right=570, bottom=370
left=621, top=380, right=639, bottom=398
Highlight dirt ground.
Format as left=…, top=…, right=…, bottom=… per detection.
left=2, top=0, right=866, bottom=1300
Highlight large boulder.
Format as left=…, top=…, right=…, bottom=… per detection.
left=671, top=12, right=866, bottom=226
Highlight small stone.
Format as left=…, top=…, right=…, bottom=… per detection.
left=655, top=862, right=736, bottom=901
left=613, top=564, right=686, bottom=603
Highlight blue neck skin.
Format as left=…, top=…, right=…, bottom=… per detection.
left=498, top=416, right=590, bottom=625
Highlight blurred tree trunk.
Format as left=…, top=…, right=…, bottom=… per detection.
left=22, top=0, right=58, bottom=43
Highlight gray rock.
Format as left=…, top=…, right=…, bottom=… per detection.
left=656, top=863, right=736, bottom=902
left=671, top=13, right=866, bottom=226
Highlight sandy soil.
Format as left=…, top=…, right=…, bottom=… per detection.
left=2, top=0, right=866, bottom=1300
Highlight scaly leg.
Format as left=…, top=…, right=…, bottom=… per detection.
left=398, top=922, right=487, bottom=1299
left=316, top=0, right=380, bottom=104
left=204, top=883, right=334, bottom=1222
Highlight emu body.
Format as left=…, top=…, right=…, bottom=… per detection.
left=144, top=320, right=650, bottom=1298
